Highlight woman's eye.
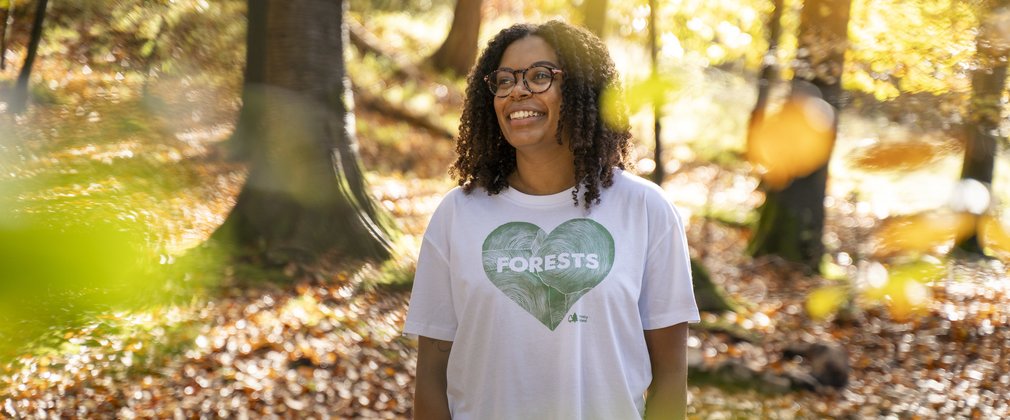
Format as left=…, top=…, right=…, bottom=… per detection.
left=496, top=77, right=515, bottom=86
left=532, top=71, right=551, bottom=80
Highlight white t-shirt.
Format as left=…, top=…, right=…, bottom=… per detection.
left=404, top=169, right=700, bottom=419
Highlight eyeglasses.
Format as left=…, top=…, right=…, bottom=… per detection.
left=484, top=65, right=563, bottom=98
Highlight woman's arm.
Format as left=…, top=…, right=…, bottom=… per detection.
left=414, top=336, right=453, bottom=420
left=644, top=322, right=690, bottom=420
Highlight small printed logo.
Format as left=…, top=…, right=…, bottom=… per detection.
left=567, top=312, right=589, bottom=323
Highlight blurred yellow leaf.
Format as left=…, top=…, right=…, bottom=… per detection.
left=861, top=261, right=934, bottom=321
left=819, top=256, right=849, bottom=281
left=849, top=140, right=948, bottom=172
left=746, top=94, right=835, bottom=190
left=979, top=214, right=1010, bottom=262
left=873, top=211, right=976, bottom=257
left=885, top=276, right=931, bottom=321
left=887, top=260, right=946, bottom=285
left=806, top=286, right=848, bottom=320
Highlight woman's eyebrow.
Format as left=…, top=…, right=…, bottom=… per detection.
left=531, top=60, right=560, bottom=68
left=494, top=61, right=561, bottom=71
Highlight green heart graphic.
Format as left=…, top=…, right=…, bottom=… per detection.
left=481, top=218, right=615, bottom=330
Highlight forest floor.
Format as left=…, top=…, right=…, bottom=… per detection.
left=2, top=14, right=1010, bottom=420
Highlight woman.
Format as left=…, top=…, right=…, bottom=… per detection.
left=404, top=20, right=699, bottom=419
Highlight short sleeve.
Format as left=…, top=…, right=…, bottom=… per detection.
left=639, top=201, right=701, bottom=330
left=402, top=199, right=458, bottom=341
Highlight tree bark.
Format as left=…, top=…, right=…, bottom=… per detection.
left=428, top=0, right=483, bottom=76
left=0, top=1, right=15, bottom=71
left=11, top=0, right=46, bottom=114
left=957, top=0, right=1010, bottom=253
left=218, top=0, right=396, bottom=264
left=227, top=0, right=268, bottom=162
left=691, top=259, right=738, bottom=313
left=580, top=0, right=608, bottom=38
left=648, top=0, right=663, bottom=184
left=961, top=1, right=1009, bottom=185
left=747, top=0, right=851, bottom=271
left=749, top=0, right=784, bottom=119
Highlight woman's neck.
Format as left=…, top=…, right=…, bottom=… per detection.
left=509, top=149, right=577, bottom=195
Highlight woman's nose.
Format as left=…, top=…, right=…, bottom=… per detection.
left=509, top=81, right=532, bottom=100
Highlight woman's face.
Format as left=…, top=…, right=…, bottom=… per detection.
left=492, top=35, right=564, bottom=153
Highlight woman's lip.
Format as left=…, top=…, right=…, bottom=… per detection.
left=506, top=109, right=545, bottom=119
left=507, top=114, right=545, bottom=126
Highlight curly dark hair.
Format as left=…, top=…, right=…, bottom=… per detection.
left=449, top=20, right=633, bottom=209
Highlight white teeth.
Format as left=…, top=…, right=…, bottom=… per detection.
left=509, top=110, right=543, bottom=120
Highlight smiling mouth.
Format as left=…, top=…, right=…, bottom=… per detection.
left=509, top=110, right=545, bottom=120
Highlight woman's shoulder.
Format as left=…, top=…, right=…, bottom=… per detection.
left=606, top=169, right=685, bottom=224
left=431, top=186, right=466, bottom=213
left=608, top=168, right=672, bottom=202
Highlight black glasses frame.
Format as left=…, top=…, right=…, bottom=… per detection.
left=483, top=66, right=563, bottom=98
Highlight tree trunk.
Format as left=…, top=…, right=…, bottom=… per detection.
left=793, top=0, right=850, bottom=109
left=957, top=0, right=1010, bottom=253
left=744, top=0, right=784, bottom=250
left=648, top=0, right=663, bottom=184
left=691, top=259, right=738, bottom=313
left=580, top=0, right=607, bottom=38
left=11, top=0, right=46, bottom=114
left=749, top=0, right=784, bottom=119
left=747, top=0, right=851, bottom=271
left=961, top=0, right=1009, bottom=185
left=428, top=0, right=483, bottom=76
left=227, top=0, right=268, bottom=162
left=0, top=1, right=14, bottom=71
left=218, top=0, right=396, bottom=264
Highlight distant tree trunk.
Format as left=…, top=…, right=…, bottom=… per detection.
left=0, top=1, right=15, bottom=70
left=648, top=0, right=663, bottom=184
left=217, top=0, right=396, bottom=264
left=11, top=0, right=46, bottom=114
left=580, top=0, right=607, bottom=38
left=749, top=0, right=784, bottom=120
left=748, top=0, right=851, bottom=271
left=428, top=0, right=483, bottom=76
left=957, top=0, right=1010, bottom=253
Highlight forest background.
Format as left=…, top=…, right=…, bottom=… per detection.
left=0, top=0, right=1009, bottom=418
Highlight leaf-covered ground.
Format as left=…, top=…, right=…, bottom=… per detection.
left=684, top=208, right=1010, bottom=418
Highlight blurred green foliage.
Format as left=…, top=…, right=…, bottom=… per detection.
left=0, top=209, right=230, bottom=360
left=0, top=217, right=146, bottom=355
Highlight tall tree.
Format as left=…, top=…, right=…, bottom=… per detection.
left=10, top=0, right=45, bottom=114
left=957, top=0, right=1010, bottom=253
left=648, top=0, right=663, bottom=184
left=0, top=0, right=15, bottom=70
left=580, top=0, right=608, bottom=38
left=747, top=0, right=852, bottom=270
left=217, top=0, right=396, bottom=264
left=428, top=0, right=483, bottom=76
left=748, top=0, right=784, bottom=122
